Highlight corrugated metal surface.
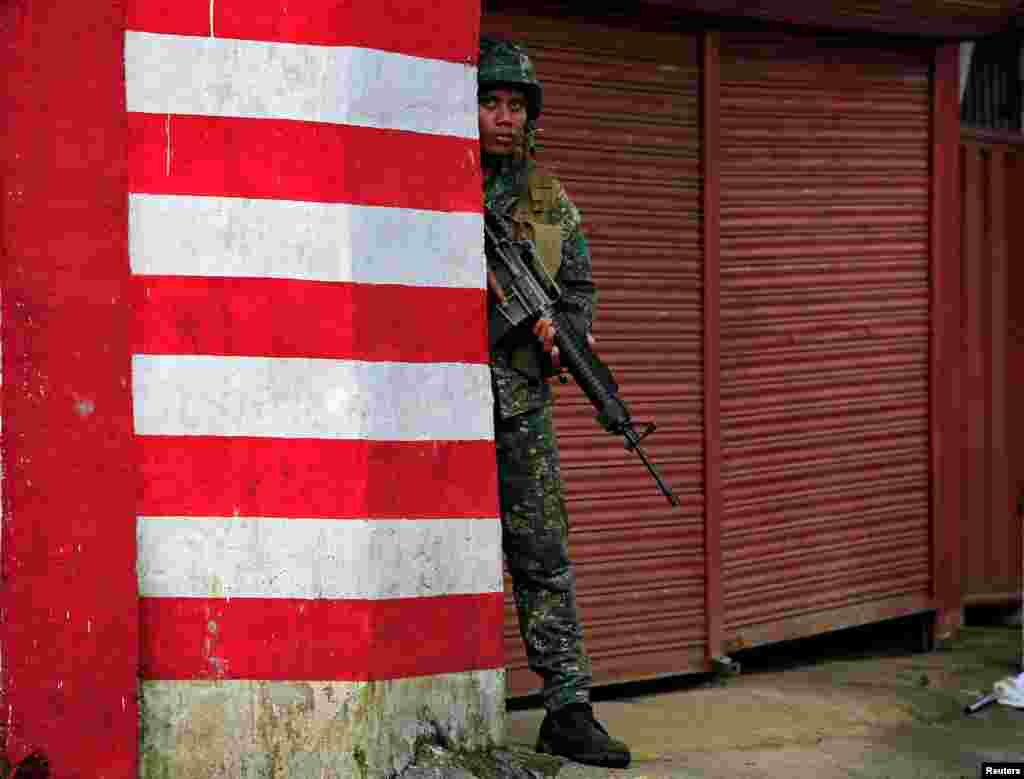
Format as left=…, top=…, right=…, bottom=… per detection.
left=960, top=136, right=1022, bottom=605
left=480, top=13, right=705, bottom=694
left=718, top=33, right=933, bottom=646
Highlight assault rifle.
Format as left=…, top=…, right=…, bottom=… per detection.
left=485, top=207, right=681, bottom=507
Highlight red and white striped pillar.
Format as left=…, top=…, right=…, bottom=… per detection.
left=4, top=1, right=502, bottom=776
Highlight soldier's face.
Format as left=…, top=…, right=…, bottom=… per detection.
left=478, top=86, right=528, bottom=157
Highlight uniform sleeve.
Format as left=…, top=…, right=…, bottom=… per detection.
left=547, top=181, right=597, bottom=336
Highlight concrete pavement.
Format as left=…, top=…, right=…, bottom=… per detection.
left=505, top=622, right=1024, bottom=779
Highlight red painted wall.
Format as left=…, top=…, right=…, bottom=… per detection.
left=960, top=138, right=1022, bottom=605
left=1, top=1, right=139, bottom=775
left=1009, top=154, right=1024, bottom=549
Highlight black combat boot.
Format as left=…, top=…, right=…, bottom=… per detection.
left=535, top=702, right=631, bottom=768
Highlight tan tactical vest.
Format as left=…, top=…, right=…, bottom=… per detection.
left=511, top=168, right=563, bottom=282
left=507, top=167, right=563, bottom=379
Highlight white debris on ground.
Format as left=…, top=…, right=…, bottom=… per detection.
left=994, top=672, right=1024, bottom=708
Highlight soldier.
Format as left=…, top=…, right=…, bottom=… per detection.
left=478, top=37, right=631, bottom=769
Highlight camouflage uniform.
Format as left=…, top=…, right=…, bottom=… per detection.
left=485, top=152, right=597, bottom=712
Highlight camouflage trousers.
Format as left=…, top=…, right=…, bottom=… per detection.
left=494, top=403, right=593, bottom=712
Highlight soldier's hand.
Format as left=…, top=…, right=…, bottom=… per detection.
left=487, top=270, right=507, bottom=305
left=554, top=333, right=595, bottom=383
left=533, top=318, right=559, bottom=371
left=543, top=331, right=598, bottom=384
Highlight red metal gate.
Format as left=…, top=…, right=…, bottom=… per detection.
left=716, top=32, right=936, bottom=649
left=960, top=131, right=1023, bottom=606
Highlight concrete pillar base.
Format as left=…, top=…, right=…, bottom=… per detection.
left=140, top=670, right=504, bottom=779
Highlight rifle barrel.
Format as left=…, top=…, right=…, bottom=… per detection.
left=631, top=440, right=681, bottom=507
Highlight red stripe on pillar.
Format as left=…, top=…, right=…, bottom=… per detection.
left=1, top=1, right=138, bottom=772
left=140, top=593, right=505, bottom=680
left=126, top=1, right=208, bottom=37
left=126, top=0, right=480, bottom=64
left=127, top=113, right=482, bottom=212
left=131, top=276, right=488, bottom=364
left=138, top=436, right=499, bottom=519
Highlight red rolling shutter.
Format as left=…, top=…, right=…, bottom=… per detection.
left=718, top=33, right=934, bottom=648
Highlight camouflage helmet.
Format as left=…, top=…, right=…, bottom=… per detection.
left=478, top=37, right=543, bottom=120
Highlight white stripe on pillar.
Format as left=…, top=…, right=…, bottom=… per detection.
left=137, top=516, right=503, bottom=599
left=129, top=194, right=484, bottom=288
left=131, top=355, right=493, bottom=441
left=125, top=31, right=478, bottom=138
